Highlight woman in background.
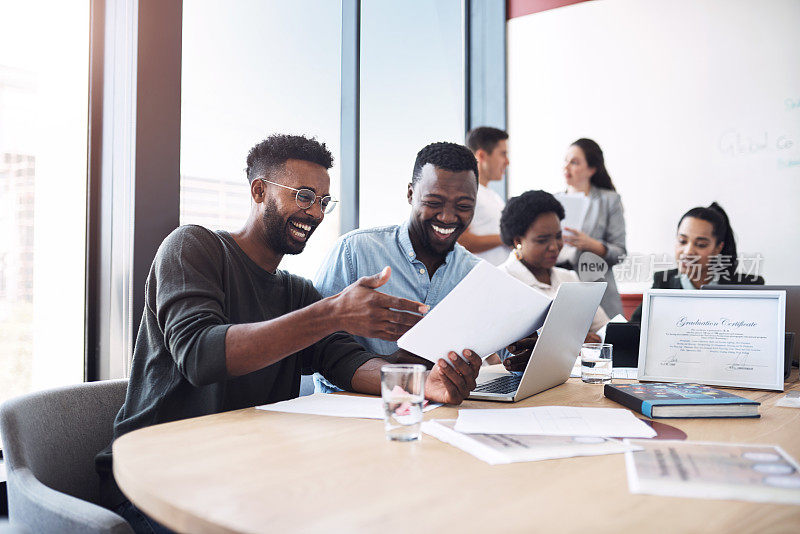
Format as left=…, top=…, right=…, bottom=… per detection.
left=499, top=190, right=609, bottom=336
left=557, top=138, right=626, bottom=317
left=630, top=202, right=763, bottom=323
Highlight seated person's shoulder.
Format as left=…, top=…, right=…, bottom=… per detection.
left=726, top=272, right=764, bottom=285
left=339, top=224, right=400, bottom=247
left=160, top=224, right=224, bottom=258
left=651, top=268, right=679, bottom=288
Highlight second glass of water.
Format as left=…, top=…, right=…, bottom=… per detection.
left=380, top=364, right=426, bottom=442
left=581, top=343, right=613, bottom=384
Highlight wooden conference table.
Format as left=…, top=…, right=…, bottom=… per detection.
left=114, top=373, right=800, bottom=534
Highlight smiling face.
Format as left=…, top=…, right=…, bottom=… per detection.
left=563, top=144, right=595, bottom=189
left=256, top=159, right=330, bottom=255
left=514, top=212, right=563, bottom=272
left=674, top=216, right=724, bottom=280
left=407, top=163, right=477, bottom=258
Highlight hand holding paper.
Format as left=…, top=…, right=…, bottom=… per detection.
left=397, top=262, right=552, bottom=365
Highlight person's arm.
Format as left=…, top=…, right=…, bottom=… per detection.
left=599, top=194, right=627, bottom=267
left=457, top=229, right=504, bottom=254
left=225, top=268, right=426, bottom=377
left=350, top=350, right=481, bottom=405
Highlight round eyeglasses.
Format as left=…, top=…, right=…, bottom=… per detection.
left=260, top=179, right=338, bottom=214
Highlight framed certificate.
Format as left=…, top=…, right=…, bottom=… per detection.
left=638, top=289, right=786, bottom=390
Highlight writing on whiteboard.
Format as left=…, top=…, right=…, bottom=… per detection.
left=786, top=98, right=800, bottom=111
left=718, top=129, right=796, bottom=157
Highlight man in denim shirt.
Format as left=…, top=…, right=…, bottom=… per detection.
left=313, top=142, right=482, bottom=392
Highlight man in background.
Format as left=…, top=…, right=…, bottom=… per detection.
left=458, top=126, right=511, bottom=265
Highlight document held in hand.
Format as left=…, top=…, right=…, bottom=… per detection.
left=397, top=260, right=552, bottom=363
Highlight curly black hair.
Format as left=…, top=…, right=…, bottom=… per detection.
left=411, top=142, right=478, bottom=186
left=466, top=126, right=508, bottom=154
left=500, top=190, right=565, bottom=247
left=245, top=134, right=333, bottom=183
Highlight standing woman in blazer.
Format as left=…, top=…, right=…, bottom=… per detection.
left=556, top=138, right=626, bottom=317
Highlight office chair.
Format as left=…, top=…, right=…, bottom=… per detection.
left=0, top=380, right=133, bottom=534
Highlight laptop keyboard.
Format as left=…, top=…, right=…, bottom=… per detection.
left=474, top=374, right=523, bottom=394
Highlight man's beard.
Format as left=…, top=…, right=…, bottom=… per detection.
left=261, top=198, right=313, bottom=255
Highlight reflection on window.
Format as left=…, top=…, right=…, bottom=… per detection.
left=0, top=1, right=89, bottom=407
left=359, top=0, right=465, bottom=228
left=180, top=0, right=342, bottom=279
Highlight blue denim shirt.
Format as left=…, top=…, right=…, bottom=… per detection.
left=313, top=221, right=480, bottom=392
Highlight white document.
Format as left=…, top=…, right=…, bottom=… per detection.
left=454, top=406, right=657, bottom=438
left=625, top=440, right=800, bottom=505
left=569, top=358, right=637, bottom=379
left=597, top=313, right=627, bottom=343
left=422, top=419, right=639, bottom=465
left=776, top=391, right=800, bottom=408
left=639, top=290, right=785, bottom=390
left=555, top=192, right=590, bottom=233
left=397, top=261, right=552, bottom=363
left=257, top=393, right=440, bottom=419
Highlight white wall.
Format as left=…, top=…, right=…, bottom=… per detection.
left=508, top=0, right=800, bottom=291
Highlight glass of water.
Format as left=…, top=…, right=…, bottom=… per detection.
left=380, top=364, right=426, bottom=441
left=581, top=343, right=613, bottom=384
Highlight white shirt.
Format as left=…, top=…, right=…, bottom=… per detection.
left=469, top=184, right=510, bottom=265
left=498, top=252, right=610, bottom=333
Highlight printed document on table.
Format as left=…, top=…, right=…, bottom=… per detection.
left=422, top=419, right=640, bottom=465
left=454, top=406, right=657, bottom=438
left=257, top=393, right=440, bottom=419
left=555, top=192, right=590, bottom=233
left=397, top=261, right=552, bottom=364
left=625, top=440, right=800, bottom=504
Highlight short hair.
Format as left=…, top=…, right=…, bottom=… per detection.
left=500, top=190, right=565, bottom=247
left=466, top=126, right=509, bottom=154
left=411, top=142, right=478, bottom=186
left=245, top=134, right=333, bottom=183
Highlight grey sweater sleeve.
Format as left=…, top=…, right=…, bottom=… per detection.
left=297, top=282, right=376, bottom=391
left=151, top=226, right=231, bottom=387
left=600, top=193, right=627, bottom=267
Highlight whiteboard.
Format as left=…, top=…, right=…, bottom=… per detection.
left=507, top=0, right=800, bottom=290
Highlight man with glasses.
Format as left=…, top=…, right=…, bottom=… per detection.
left=97, top=135, right=480, bottom=532
left=314, top=142, right=485, bottom=393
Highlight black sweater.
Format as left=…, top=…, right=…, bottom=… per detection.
left=96, top=225, right=373, bottom=506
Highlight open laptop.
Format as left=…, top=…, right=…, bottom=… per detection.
left=703, top=284, right=800, bottom=367
left=469, top=282, right=607, bottom=402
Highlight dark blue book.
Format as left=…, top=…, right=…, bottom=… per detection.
left=604, top=383, right=760, bottom=418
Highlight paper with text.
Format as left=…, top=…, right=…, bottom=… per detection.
left=257, top=393, right=440, bottom=419
left=422, top=419, right=640, bottom=465
left=641, top=291, right=784, bottom=389
left=454, top=406, right=657, bottom=438
left=625, top=440, right=800, bottom=504
left=397, top=261, right=552, bottom=363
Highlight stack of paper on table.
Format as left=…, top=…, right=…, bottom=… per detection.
left=257, top=393, right=440, bottom=419
left=397, top=261, right=552, bottom=364
left=422, top=419, right=640, bottom=465
left=454, top=406, right=657, bottom=438
left=625, top=440, right=800, bottom=504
